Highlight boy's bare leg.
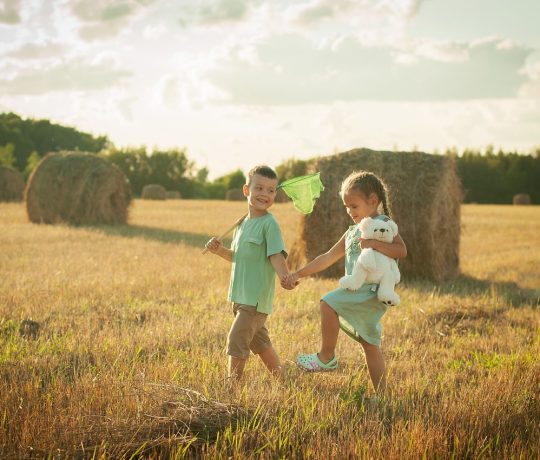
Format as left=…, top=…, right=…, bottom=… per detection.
left=228, top=356, right=248, bottom=380
left=257, top=346, right=282, bottom=377
left=358, top=337, right=387, bottom=394
left=318, top=301, right=340, bottom=363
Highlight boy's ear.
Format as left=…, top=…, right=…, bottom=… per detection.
left=368, top=193, right=378, bottom=207
left=242, top=184, right=250, bottom=197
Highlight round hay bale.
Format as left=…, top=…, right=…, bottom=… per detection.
left=142, top=184, right=166, bottom=200
left=513, top=193, right=531, bottom=205
left=226, top=188, right=245, bottom=201
left=25, top=151, right=132, bottom=225
left=289, top=148, right=462, bottom=282
left=0, top=166, right=25, bottom=202
left=274, top=188, right=290, bottom=203
left=165, top=190, right=182, bottom=200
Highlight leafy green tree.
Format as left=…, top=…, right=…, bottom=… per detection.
left=24, top=151, right=41, bottom=179
left=0, top=112, right=108, bottom=171
left=451, top=147, right=540, bottom=204
left=0, top=143, right=15, bottom=167
left=101, top=146, right=195, bottom=197
left=207, top=169, right=246, bottom=199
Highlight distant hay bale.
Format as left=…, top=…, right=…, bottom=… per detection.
left=25, top=151, right=131, bottom=225
left=275, top=188, right=290, bottom=203
left=165, top=190, right=182, bottom=200
left=289, top=148, right=462, bottom=282
left=0, top=166, right=25, bottom=202
left=142, top=184, right=166, bottom=200
left=513, top=193, right=531, bottom=205
left=226, top=188, right=245, bottom=201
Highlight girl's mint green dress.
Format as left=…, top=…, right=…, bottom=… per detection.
left=322, top=215, right=388, bottom=346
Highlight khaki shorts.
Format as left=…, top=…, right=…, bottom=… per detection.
left=226, top=303, right=272, bottom=359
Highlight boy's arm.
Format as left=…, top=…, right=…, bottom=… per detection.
left=269, top=252, right=289, bottom=279
left=205, top=237, right=234, bottom=262
left=295, top=232, right=347, bottom=279
left=360, top=234, right=407, bottom=259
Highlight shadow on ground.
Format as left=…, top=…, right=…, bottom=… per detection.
left=403, top=274, right=539, bottom=308
left=84, top=224, right=233, bottom=249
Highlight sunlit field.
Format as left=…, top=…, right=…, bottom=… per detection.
left=1, top=200, right=539, bottom=459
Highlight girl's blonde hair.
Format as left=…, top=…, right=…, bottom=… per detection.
left=340, top=171, right=391, bottom=217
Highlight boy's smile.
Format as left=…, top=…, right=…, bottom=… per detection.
left=243, top=174, right=278, bottom=216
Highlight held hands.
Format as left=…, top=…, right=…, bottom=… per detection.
left=205, top=237, right=223, bottom=254
left=280, top=272, right=299, bottom=290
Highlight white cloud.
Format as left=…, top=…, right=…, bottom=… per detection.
left=143, top=23, right=166, bottom=40
left=0, top=0, right=21, bottom=24
left=205, top=34, right=532, bottom=105
left=286, top=0, right=357, bottom=25
left=177, top=0, right=255, bottom=27
left=0, top=58, right=132, bottom=95
left=286, top=0, right=425, bottom=26
left=412, top=39, right=467, bottom=62
left=519, top=58, right=540, bottom=99
left=67, top=0, right=157, bottom=41
left=2, top=41, right=66, bottom=60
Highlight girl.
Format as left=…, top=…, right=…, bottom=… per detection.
left=282, top=171, right=407, bottom=394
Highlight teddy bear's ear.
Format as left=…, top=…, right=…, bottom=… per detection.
left=359, top=217, right=371, bottom=232
left=387, top=219, right=398, bottom=235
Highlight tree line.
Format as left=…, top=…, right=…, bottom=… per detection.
left=1, top=112, right=538, bottom=203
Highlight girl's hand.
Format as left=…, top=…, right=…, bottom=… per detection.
left=205, top=237, right=223, bottom=254
left=281, top=272, right=299, bottom=290
left=358, top=238, right=375, bottom=250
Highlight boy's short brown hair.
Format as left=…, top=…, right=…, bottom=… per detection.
left=247, top=165, right=278, bottom=185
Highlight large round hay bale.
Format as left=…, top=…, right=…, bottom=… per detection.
left=226, top=188, right=245, bottom=201
left=165, top=190, right=182, bottom=200
left=0, top=166, right=25, bottom=202
left=142, top=184, right=166, bottom=200
left=289, top=148, right=462, bottom=282
left=274, top=188, right=290, bottom=203
left=26, top=151, right=131, bottom=225
left=513, top=193, right=531, bottom=205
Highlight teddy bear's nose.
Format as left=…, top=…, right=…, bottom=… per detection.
left=379, top=229, right=386, bottom=233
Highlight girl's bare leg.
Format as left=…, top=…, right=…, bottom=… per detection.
left=318, top=301, right=340, bottom=362
left=358, top=337, right=387, bottom=393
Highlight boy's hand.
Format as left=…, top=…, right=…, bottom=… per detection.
left=205, top=237, right=223, bottom=254
left=281, top=272, right=299, bottom=290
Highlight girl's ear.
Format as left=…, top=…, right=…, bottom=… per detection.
left=242, top=184, right=250, bottom=197
left=368, top=193, right=379, bottom=208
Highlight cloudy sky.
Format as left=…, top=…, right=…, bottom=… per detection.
left=1, top=0, right=539, bottom=177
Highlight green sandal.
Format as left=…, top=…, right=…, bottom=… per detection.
left=296, top=353, right=338, bottom=372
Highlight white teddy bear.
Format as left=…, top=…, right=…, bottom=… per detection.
left=339, top=217, right=401, bottom=306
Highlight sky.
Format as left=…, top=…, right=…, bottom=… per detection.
left=0, top=0, right=539, bottom=178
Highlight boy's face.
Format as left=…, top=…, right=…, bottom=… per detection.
left=243, top=173, right=278, bottom=215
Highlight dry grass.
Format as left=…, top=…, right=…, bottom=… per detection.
left=0, top=200, right=538, bottom=459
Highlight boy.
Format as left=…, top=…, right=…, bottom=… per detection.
left=205, top=165, right=291, bottom=380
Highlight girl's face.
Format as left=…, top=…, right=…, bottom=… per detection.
left=342, top=191, right=379, bottom=223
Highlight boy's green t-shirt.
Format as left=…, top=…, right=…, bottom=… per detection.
left=227, top=213, right=287, bottom=314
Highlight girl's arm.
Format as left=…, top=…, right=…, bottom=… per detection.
left=360, top=234, right=407, bottom=259
left=295, top=232, right=347, bottom=279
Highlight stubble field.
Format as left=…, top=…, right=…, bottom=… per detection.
left=0, top=200, right=539, bottom=459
